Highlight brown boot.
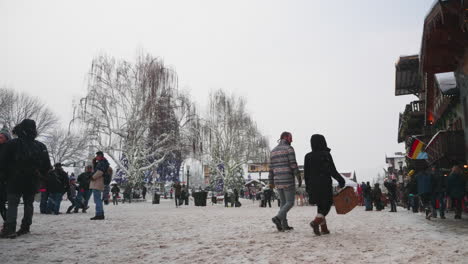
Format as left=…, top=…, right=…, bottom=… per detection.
left=320, top=219, right=330, bottom=235
left=309, top=217, right=323, bottom=236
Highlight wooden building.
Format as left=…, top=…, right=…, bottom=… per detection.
left=395, top=0, right=468, bottom=168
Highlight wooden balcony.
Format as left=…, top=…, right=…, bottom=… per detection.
left=398, top=101, right=426, bottom=143
left=425, top=130, right=465, bottom=167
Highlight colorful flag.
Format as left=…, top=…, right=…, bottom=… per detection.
left=407, top=138, right=428, bottom=159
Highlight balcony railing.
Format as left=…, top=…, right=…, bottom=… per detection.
left=398, top=101, right=426, bottom=143
left=425, top=130, right=465, bottom=166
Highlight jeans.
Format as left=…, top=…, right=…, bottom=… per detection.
left=364, top=197, right=373, bottom=210
left=40, top=192, right=49, bottom=213
left=47, top=193, right=63, bottom=214
left=6, top=193, right=35, bottom=229
left=76, top=189, right=92, bottom=209
left=431, top=193, right=446, bottom=217
left=92, top=189, right=104, bottom=216
left=276, top=185, right=296, bottom=224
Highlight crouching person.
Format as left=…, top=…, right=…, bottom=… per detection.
left=89, top=151, right=109, bottom=220
left=0, top=119, right=52, bottom=238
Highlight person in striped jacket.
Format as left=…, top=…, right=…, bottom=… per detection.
left=269, top=132, right=301, bottom=232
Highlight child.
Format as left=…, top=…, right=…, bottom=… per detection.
left=66, top=177, right=80, bottom=214
left=111, top=184, right=120, bottom=205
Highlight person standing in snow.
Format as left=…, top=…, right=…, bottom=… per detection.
left=447, top=165, right=466, bottom=219
left=430, top=165, right=446, bottom=219
left=173, top=182, right=182, bottom=207
left=414, top=163, right=432, bottom=219
left=0, top=129, right=11, bottom=221
left=269, top=132, right=301, bottom=232
left=89, top=151, right=109, bottom=220
left=111, top=184, right=120, bottom=205
left=384, top=179, right=398, bottom=212
left=0, top=119, right=52, bottom=238
left=66, top=177, right=79, bottom=214
left=372, top=183, right=383, bottom=211
left=75, top=165, right=93, bottom=213
left=304, top=134, right=345, bottom=236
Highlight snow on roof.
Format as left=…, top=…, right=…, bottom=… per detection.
left=435, top=72, right=457, bottom=94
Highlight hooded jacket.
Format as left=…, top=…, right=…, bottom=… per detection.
left=304, top=134, right=345, bottom=205
left=0, top=119, right=52, bottom=194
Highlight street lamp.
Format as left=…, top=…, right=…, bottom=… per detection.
left=186, top=165, right=190, bottom=206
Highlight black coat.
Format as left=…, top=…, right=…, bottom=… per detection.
left=47, top=169, right=69, bottom=193
left=77, top=172, right=92, bottom=190
left=384, top=181, right=397, bottom=199
left=0, top=137, right=51, bottom=194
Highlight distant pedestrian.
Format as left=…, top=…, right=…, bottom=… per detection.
left=173, top=182, right=182, bottom=207
left=111, top=184, right=120, bottom=205
left=123, top=184, right=132, bottom=204
left=0, top=119, right=52, bottom=238
left=414, top=163, right=432, bottom=219
left=373, top=183, right=383, bottom=211
left=89, top=151, right=110, bottom=220
left=142, top=185, right=147, bottom=200
left=447, top=165, right=466, bottom=219
left=384, top=179, right=397, bottom=212
left=269, top=132, right=300, bottom=232
left=430, top=165, right=446, bottom=219
left=304, top=134, right=345, bottom=236
left=46, top=163, right=69, bottom=215
left=66, top=177, right=79, bottom=214
left=363, top=182, right=373, bottom=211
left=75, top=165, right=93, bottom=213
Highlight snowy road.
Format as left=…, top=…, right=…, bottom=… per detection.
left=1, top=198, right=468, bottom=264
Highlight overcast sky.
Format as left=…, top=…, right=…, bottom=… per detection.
left=0, top=0, right=435, bottom=182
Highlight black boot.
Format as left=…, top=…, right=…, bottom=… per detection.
left=16, top=225, right=30, bottom=237
left=90, top=215, right=105, bottom=220
left=271, top=217, right=283, bottom=232
left=0, top=223, right=17, bottom=239
left=282, top=219, right=294, bottom=231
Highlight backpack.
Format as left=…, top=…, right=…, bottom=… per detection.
left=104, top=166, right=113, bottom=185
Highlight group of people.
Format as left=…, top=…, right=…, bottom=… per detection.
left=360, top=181, right=395, bottom=212
left=405, top=164, right=466, bottom=220
left=268, top=132, right=346, bottom=236
left=0, top=119, right=112, bottom=239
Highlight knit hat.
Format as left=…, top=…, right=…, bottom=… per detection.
left=0, top=129, right=11, bottom=141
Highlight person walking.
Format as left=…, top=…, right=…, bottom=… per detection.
left=75, top=165, right=93, bottom=213
left=89, top=151, right=110, bottom=220
left=269, top=132, right=300, bottom=232
left=173, top=182, right=182, bottom=207
left=384, top=179, right=398, bottom=212
left=430, top=166, right=447, bottom=219
left=447, top=165, right=466, bottom=219
left=264, top=187, right=273, bottom=208
left=46, top=163, right=69, bottom=215
left=363, top=182, right=373, bottom=211
left=66, top=177, right=79, bottom=214
left=111, top=184, right=120, bottom=205
left=142, top=185, right=147, bottom=200
left=123, top=184, right=132, bottom=204
left=0, top=129, right=11, bottom=222
left=414, top=163, right=432, bottom=219
left=0, top=119, right=52, bottom=238
left=304, top=134, right=345, bottom=236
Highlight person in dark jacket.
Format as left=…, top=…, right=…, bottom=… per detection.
left=430, top=166, right=447, bottom=219
left=384, top=179, right=398, bottom=212
left=447, top=165, right=466, bottom=219
left=172, top=182, right=182, bottom=207
left=363, top=182, right=373, bottom=211
left=111, top=184, right=120, bottom=205
left=75, top=165, right=93, bottom=213
left=304, top=134, right=345, bottom=236
left=0, top=119, right=52, bottom=238
left=264, top=188, right=273, bottom=208
left=373, top=183, right=383, bottom=211
left=0, top=129, right=11, bottom=222
left=415, top=164, right=432, bottom=219
left=142, top=185, right=147, bottom=200
left=46, top=163, right=69, bottom=215
left=66, top=177, right=79, bottom=213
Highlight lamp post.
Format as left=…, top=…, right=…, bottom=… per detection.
left=186, top=165, right=190, bottom=205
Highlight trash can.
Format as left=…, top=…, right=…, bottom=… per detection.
left=152, top=193, right=160, bottom=204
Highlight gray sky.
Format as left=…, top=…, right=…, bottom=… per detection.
left=0, top=0, right=435, bottom=182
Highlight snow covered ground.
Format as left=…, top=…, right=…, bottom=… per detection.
left=1, top=198, right=468, bottom=264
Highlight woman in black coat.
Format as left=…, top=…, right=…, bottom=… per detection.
left=304, top=134, right=345, bottom=235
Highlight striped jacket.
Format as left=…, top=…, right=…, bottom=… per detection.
left=268, top=140, right=299, bottom=188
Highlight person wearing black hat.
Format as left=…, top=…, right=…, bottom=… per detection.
left=0, top=119, right=52, bottom=238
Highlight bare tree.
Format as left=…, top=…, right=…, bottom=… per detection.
left=202, top=90, right=270, bottom=191
left=0, top=87, right=59, bottom=136
left=75, top=53, right=191, bottom=184
left=43, top=129, right=88, bottom=166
